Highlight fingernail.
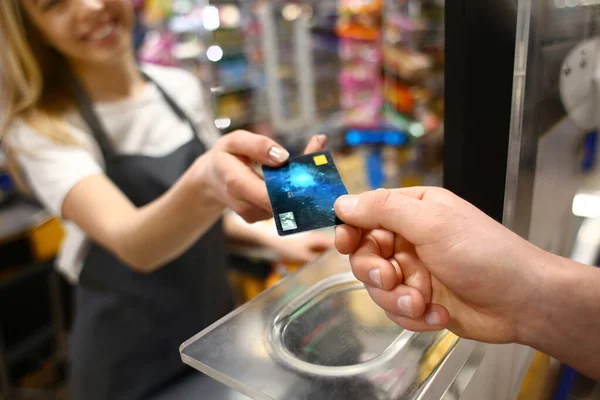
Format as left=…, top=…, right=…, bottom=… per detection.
left=269, top=146, right=290, bottom=163
left=425, top=311, right=441, bottom=326
left=397, top=296, right=413, bottom=317
left=337, top=196, right=359, bottom=214
left=317, top=134, right=327, bottom=147
left=368, top=268, right=382, bottom=288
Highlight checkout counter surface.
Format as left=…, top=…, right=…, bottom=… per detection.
left=180, top=250, right=486, bottom=400
left=0, top=201, right=50, bottom=243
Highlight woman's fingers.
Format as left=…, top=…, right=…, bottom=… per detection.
left=218, top=130, right=290, bottom=166
left=228, top=197, right=272, bottom=223
left=303, top=135, right=327, bottom=154
left=214, top=150, right=274, bottom=212
left=385, top=304, right=450, bottom=332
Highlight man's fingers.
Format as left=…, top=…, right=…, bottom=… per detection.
left=219, top=130, right=290, bottom=167
left=365, top=284, right=427, bottom=318
left=303, top=135, right=327, bottom=154
left=334, top=188, right=447, bottom=246
left=394, top=249, right=432, bottom=304
left=385, top=304, right=450, bottom=332
left=349, top=230, right=400, bottom=290
left=335, top=225, right=361, bottom=254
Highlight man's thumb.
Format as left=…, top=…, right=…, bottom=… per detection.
left=334, top=189, right=429, bottom=244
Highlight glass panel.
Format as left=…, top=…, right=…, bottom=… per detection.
left=506, top=0, right=600, bottom=257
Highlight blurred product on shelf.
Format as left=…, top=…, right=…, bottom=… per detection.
left=0, top=149, right=14, bottom=206
left=334, top=0, right=442, bottom=191
left=337, top=0, right=384, bottom=129
left=382, top=0, right=444, bottom=139
left=144, top=0, right=172, bottom=26
left=383, top=46, right=432, bottom=81
left=132, top=0, right=444, bottom=191
left=334, top=151, right=370, bottom=194
left=137, top=0, right=259, bottom=134
left=139, top=30, right=177, bottom=66
left=336, top=0, right=383, bottom=41
left=217, top=55, right=250, bottom=89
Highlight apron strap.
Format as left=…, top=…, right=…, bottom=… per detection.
left=71, top=70, right=202, bottom=159
left=70, top=75, right=115, bottom=157
left=139, top=71, right=200, bottom=138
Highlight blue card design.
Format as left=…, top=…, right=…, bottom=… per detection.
left=263, top=151, right=348, bottom=236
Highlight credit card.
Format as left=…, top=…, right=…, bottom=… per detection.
left=263, top=151, right=348, bottom=236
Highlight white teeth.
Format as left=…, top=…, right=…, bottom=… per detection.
left=90, top=23, right=115, bottom=41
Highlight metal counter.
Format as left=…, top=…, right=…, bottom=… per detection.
left=0, top=201, right=50, bottom=244
left=180, top=250, right=488, bottom=400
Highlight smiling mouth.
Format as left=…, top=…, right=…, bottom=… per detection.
left=91, top=23, right=115, bottom=40
left=83, top=19, right=120, bottom=43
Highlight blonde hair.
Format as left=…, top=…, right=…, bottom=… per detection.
left=0, top=0, right=76, bottom=189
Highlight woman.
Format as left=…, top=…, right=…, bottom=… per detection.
left=0, top=0, right=331, bottom=398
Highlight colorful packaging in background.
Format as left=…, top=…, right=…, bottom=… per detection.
left=382, top=0, right=444, bottom=138
left=382, top=0, right=445, bottom=187
left=336, top=0, right=383, bottom=41
left=138, top=30, right=177, bottom=66
left=144, top=0, right=172, bottom=26
left=337, top=0, right=384, bottom=129
left=0, top=149, right=14, bottom=204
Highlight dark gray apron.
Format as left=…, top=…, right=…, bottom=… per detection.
left=68, top=72, right=233, bottom=400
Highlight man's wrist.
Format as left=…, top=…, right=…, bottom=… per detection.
left=514, top=246, right=557, bottom=348
left=514, top=249, right=586, bottom=351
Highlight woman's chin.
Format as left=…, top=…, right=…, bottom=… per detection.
left=70, top=46, right=134, bottom=68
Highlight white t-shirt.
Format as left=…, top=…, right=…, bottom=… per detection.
left=7, top=64, right=220, bottom=283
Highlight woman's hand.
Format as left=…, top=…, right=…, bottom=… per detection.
left=266, top=231, right=334, bottom=265
left=266, top=134, right=332, bottom=264
left=222, top=133, right=332, bottom=263
left=333, top=187, right=546, bottom=344
left=189, top=131, right=285, bottom=223
left=191, top=131, right=326, bottom=223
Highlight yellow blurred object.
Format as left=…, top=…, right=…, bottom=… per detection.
left=29, top=218, right=64, bottom=262
left=241, top=275, right=265, bottom=301
left=265, top=263, right=301, bottom=289
left=418, top=331, right=459, bottom=383
left=227, top=270, right=266, bottom=304
left=265, top=272, right=282, bottom=289
left=335, top=152, right=369, bottom=194
left=349, top=289, right=397, bottom=327
left=401, top=176, right=423, bottom=187
left=144, top=0, right=171, bottom=25
left=517, top=352, right=552, bottom=400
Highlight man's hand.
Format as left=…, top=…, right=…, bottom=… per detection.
left=334, top=187, right=545, bottom=344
